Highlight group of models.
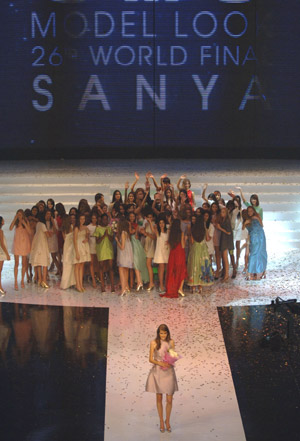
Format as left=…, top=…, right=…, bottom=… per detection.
left=0, top=172, right=267, bottom=295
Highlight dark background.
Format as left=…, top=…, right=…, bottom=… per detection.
left=0, top=0, right=299, bottom=159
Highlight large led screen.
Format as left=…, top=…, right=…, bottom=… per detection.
left=0, top=0, right=299, bottom=157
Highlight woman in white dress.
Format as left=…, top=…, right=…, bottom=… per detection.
left=153, top=217, right=170, bottom=293
left=87, top=213, right=98, bottom=288
left=45, top=209, right=61, bottom=276
left=0, top=217, right=10, bottom=295
left=203, top=211, right=215, bottom=264
left=29, top=215, right=51, bottom=288
left=60, top=215, right=76, bottom=290
left=73, top=214, right=91, bottom=292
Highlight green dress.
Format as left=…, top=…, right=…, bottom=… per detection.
left=131, top=234, right=149, bottom=283
left=187, top=240, right=214, bottom=287
left=93, top=226, right=114, bottom=261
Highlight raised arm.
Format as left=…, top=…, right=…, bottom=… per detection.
left=147, top=172, right=160, bottom=191
left=124, top=181, right=129, bottom=203
left=202, top=183, right=208, bottom=203
left=9, top=213, right=18, bottom=231
left=130, top=172, right=140, bottom=192
left=236, top=186, right=246, bottom=203
left=177, top=174, right=186, bottom=191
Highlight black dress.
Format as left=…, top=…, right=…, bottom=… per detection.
left=219, top=218, right=234, bottom=252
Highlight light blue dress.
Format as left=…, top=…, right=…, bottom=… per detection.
left=246, top=219, right=267, bottom=274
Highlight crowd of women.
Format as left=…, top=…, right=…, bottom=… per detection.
left=0, top=172, right=267, bottom=297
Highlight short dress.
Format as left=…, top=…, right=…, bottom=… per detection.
left=29, top=222, right=50, bottom=267
left=12, top=226, right=31, bottom=256
left=0, top=232, right=8, bottom=261
left=143, top=221, right=156, bottom=259
left=212, top=214, right=221, bottom=247
left=46, top=219, right=58, bottom=253
left=146, top=340, right=178, bottom=395
left=219, top=218, right=234, bottom=253
left=117, top=232, right=134, bottom=268
left=94, top=225, right=114, bottom=261
left=153, top=231, right=170, bottom=264
left=87, top=224, right=97, bottom=255
left=73, top=228, right=91, bottom=264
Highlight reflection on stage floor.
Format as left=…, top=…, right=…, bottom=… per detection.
left=0, top=303, right=108, bottom=441
left=219, top=301, right=300, bottom=441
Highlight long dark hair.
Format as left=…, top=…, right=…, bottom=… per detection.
left=168, top=219, right=182, bottom=249
left=117, top=218, right=129, bottom=239
left=191, top=216, right=205, bottom=242
left=112, top=190, right=123, bottom=204
left=155, top=324, right=171, bottom=351
left=0, top=217, right=3, bottom=229
left=156, top=215, right=167, bottom=235
left=56, top=203, right=66, bottom=217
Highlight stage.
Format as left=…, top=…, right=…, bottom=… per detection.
left=0, top=159, right=300, bottom=441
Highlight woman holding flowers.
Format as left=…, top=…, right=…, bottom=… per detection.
left=146, top=324, right=178, bottom=433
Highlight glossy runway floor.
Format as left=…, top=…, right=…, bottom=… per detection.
left=0, top=159, right=300, bottom=441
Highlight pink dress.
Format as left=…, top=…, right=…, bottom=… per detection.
left=12, top=226, right=31, bottom=256
left=145, top=341, right=178, bottom=395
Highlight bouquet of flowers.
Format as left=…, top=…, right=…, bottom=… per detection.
left=160, top=348, right=181, bottom=371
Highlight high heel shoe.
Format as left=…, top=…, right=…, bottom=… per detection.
left=0, top=288, right=5, bottom=296
left=41, top=282, right=49, bottom=289
left=121, top=290, right=127, bottom=297
left=165, top=420, right=172, bottom=433
left=178, top=289, right=185, bottom=297
left=147, top=285, right=154, bottom=292
left=136, top=283, right=143, bottom=292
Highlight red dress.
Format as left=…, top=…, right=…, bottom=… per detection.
left=187, top=189, right=194, bottom=208
left=161, top=243, right=187, bottom=298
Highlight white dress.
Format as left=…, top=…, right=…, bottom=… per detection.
left=29, top=222, right=50, bottom=267
left=60, top=232, right=76, bottom=289
left=73, top=228, right=91, bottom=264
left=205, top=223, right=215, bottom=256
left=231, top=208, right=248, bottom=241
left=46, top=219, right=58, bottom=253
left=87, top=224, right=97, bottom=254
left=153, top=231, right=170, bottom=264
left=0, top=232, right=8, bottom=261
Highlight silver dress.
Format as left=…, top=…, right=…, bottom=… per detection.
left=146, top=341, right=178, bottom=395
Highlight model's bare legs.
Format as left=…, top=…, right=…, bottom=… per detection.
left=21, top=256, right=27, bottom=288
left=235, top=240, right=241, bottom=268
left=158, top=264, right=166, bottom=291
left=156, top=393, right=164, bottom=431
left=135, top=269, right=142, bottom=286
left=165, top=394, right=173, bottom=430
left=214, top=246, right=221, bottom=277
left=79, top=263, right=84, bottom=291
left=75, top=263, right=81, bottom=291
left=14, top=255, right=19, bottom=290
left=108, top=260, right=115, bottom=291
left=146, top=258, right=154, bottom=288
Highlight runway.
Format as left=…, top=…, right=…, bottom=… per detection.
left=0, top=159, right=300, bottom=441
